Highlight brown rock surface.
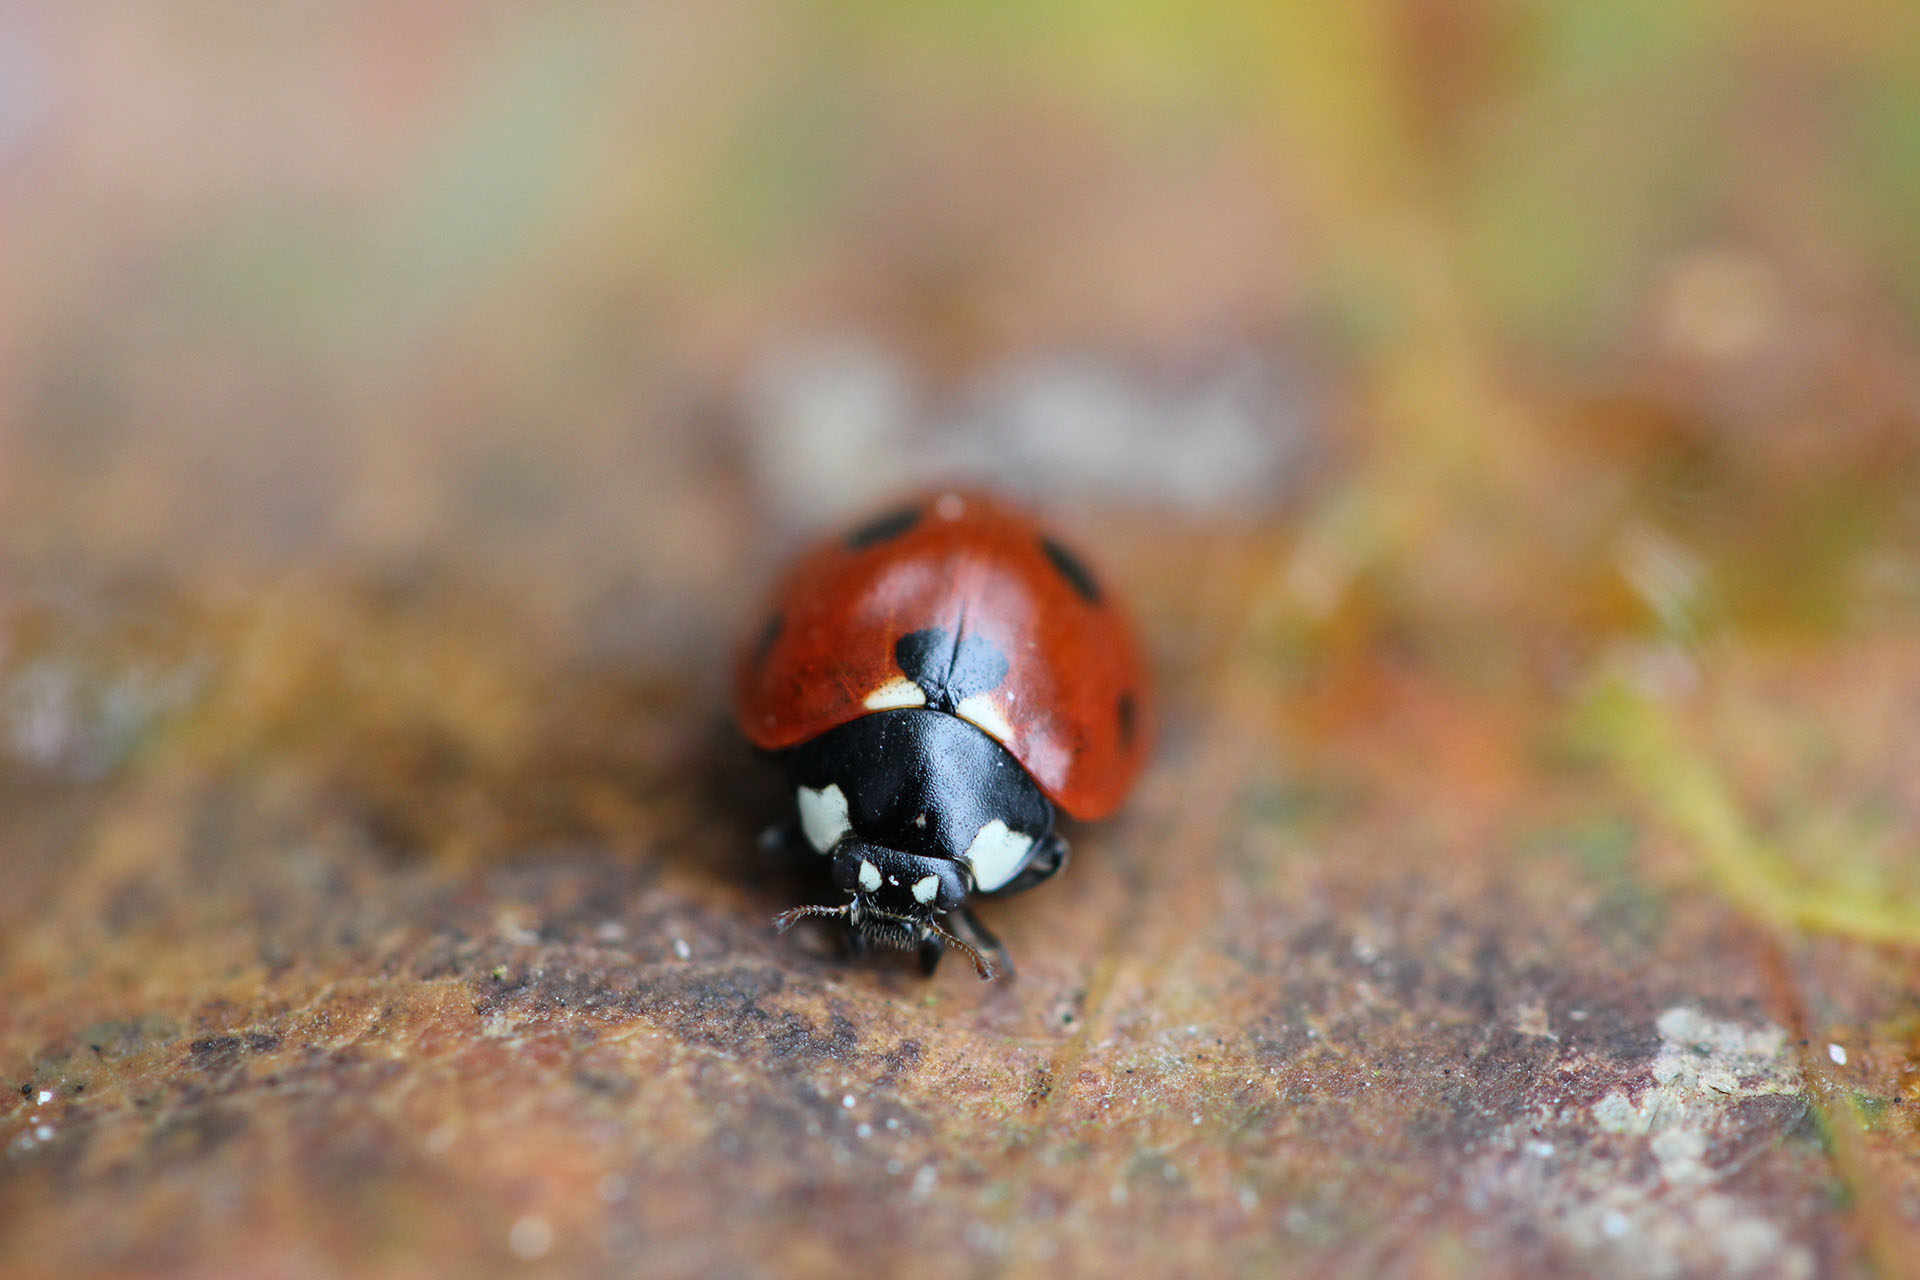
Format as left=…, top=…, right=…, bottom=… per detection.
left=6, top=507, right=1920, bottom=1278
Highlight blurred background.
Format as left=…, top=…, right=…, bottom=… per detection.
left=4, top=4, right=1920, bottom=1278
left=3, top=1, right=1915, bottom=569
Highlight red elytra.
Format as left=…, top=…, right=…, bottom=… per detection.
left=735, top=491, right=1149, bottom=820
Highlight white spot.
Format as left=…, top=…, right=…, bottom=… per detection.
left=672, top=937, right=692, bottom=960
left=1828, top=1043, right=1847, bottom=1065
left=863, top=677, right=927, bottom=711
left=956, top=694, right=1015, bottom=745
left=934, top=493, right=965, bottom=521
left=912, top=875, right=940, bottom=904
left=508, top=1215, right=553, bottom=1261
left=856, top=1122, right=873, bottom=1139
left=797, top=784, right=851, bottom=853
left=842, top=1093, right=857, bottom=1109
left=34, top=1125, right=54, bottom=1141
left=961, top=820, right=1034, bottom=892
left=35, top=1091, right=52, bottom=1105
left=858, top=860, right=882, bottom=892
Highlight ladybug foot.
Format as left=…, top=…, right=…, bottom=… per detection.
left=919, top=923, right=997, bottom=981
left=944, top=906, right=1012, bottom=981
left=757, top=821, right=803, bottom=857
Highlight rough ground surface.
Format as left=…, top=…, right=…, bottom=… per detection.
left=4, top=494, right=1920, bottom=1279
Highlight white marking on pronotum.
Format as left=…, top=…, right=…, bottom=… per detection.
left=859, top=860, right=882, bottom=892
left=956, top=694, right=1014, bottom=744
left=961, top=820, right=1033, bottom=892
left=912, top=875, right=940, bottom=904
left=864, top=677, right=928, bottom=711
left=797, top=784, right=851, bottom=853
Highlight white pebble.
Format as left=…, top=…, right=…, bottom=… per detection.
left=508, top=1215, right=553, bottom=1261
left=36, top=1090, right=53, bottom=1104
left=1828, top=1043, right=1848, bottom=1065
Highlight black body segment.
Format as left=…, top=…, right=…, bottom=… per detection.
left=784, top=709, right=1053, bottom=890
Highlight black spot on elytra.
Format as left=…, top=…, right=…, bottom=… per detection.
left=894, top=627, right=1009, bottom=713
left=846, top=504, right=922, bottom=549
left=1117, top=691, right=1137, bottom=747
left=1040, top=535, right=1102, bottom=604
left=753, top=612, right=783, bottom=666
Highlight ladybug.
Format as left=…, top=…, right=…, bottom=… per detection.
left=735, top=490, right=1149, bottom=979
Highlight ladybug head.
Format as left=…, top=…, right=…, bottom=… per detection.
left=773, top=840, right=993, bottom=978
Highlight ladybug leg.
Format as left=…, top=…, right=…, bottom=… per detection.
left=948, top=907, right=1012, bottom=980
left=996, top=834, right=1069, bottom=895
left=918, top=935, right=945, bottom=977
left=756, top=820, right=804, bottom=859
